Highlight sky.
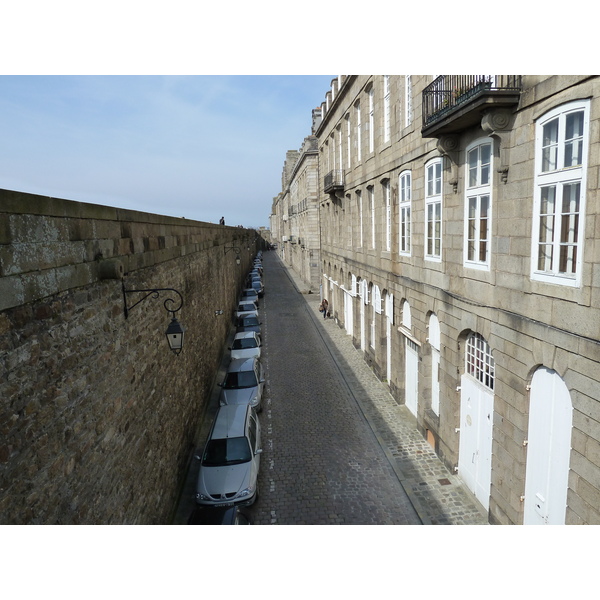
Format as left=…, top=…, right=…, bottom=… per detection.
left=0, top=75, right=334, bottom=228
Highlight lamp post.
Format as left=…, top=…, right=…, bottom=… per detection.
left=122, top=281, right=185, bottom=355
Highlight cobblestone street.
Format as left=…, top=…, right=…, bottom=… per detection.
left=174, top=251, right=489, bottom=525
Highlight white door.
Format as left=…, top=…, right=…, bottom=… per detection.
left=386, top=318, right=392, bottom=384
left=431, top=348, right=440, bottom=415
left=344, top=290, right=353, bottom=337
left=458, top=374, right=494, bottom=510
left=385, top=293, right=393, bottom=385
left=360, top=291, right=366, bottom=352
left=405, top=337, right=418, bottom=417
left=523, top=367, right=573, bottom=525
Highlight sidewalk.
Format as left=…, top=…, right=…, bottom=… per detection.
left=280, top=258, right=489, bottom=525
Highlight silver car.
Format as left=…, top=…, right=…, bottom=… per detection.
left=195, top=404, right=262, bottom=507
left=218, top=357, right=265, bottom=411
left=229, top=331, right=262, bottom=360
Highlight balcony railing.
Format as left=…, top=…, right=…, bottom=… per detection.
left=324, top=170, right=344, bottom=195
left=422, top=75, right=522, bottom=133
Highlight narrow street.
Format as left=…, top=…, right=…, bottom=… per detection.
left=174, top=250, right=488, bottom=525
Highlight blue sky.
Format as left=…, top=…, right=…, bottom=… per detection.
left=0, top=75, right=334, bottom=227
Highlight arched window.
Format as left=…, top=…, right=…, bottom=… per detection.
left=465, top=333, right=495, bottom=390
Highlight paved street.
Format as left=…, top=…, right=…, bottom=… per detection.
left=173, top=250, right=488, bottom=525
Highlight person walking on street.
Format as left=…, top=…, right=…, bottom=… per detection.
left=319, top=298, right=329, bottom=319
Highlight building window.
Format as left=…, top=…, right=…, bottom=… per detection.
left=405, top=75, right=413, bottom=127
left=532, top=100, right=589, bottom=286
left=465, top=141, right=492, bottom=269
left=466, top=333, right=495, bottom=391
left=368, top=186, right=375, bottom=249
left=355, top=101, right=362, bottom=163
left=357, top=190, right=363, bottom=248
left=425, top=158, right=442, bottom=260
left=346, top=114, right=351, bottom=169
left=383, top=75, right=391, bottom=143
left=383, top=179, right=391, bottom=251
left=368, top=86, right=374, bottom=153
left=399, top=170, right=411, bottom=256
left=337, top=125, right=343, bottom=171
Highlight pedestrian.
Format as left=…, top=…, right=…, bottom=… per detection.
left=319, top=298, right=329, bottom=319
left=219, top=216, right=225, bottom=225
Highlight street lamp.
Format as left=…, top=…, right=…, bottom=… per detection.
left=122, top=281, right=185, bottom=355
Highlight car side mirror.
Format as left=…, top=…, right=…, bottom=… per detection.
left=255, top=448, right=263, bottom=455
left=217, top=382, right=223, bottom=387
left=260, top=377, right=265, bottom=383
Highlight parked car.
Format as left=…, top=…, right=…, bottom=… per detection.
left=237, top=300, right=258, bottom=313
left=236, top=313, right=261, bottom=333
left=229, top=331, right=262, bottom=360
left=251, top=279, right=264, bottom=297
left=241, top=288, right=259, bottom=306
left=188, top=505, right=252, bottom=525
left=195, top=404, right=262, bottom=507
left=235, top=303, right=258, bottom=319
left=218, top=356, right=265, bottom=411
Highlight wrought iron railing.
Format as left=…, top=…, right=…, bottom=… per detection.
left=422, top=75, right=522, bottom=127
left=324, top=170, right=344, bottom=193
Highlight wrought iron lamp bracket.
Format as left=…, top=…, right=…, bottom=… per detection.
left=122, top=281, right=184, bottom=319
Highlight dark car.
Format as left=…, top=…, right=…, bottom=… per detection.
left=188, top=506, right=252, bottom=525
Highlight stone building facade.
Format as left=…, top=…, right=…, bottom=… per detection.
left=271, top=120, right=322, bottom=290
left=0, top=190, right=257, bottom=523
left=273, top=75, right=600, bottom=524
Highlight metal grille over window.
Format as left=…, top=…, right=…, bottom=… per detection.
left=466, top=333, right=495, bottom=390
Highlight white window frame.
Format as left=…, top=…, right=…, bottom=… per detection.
left=357, top=190, right=363, bottom=248
left=405, top=75, right=413, bottom=127
left=399, top=170, right=412, bottom=256
left=337, top=125, right=343, bottom=172
left=355, top=101, right=362, bottom=163
left=464, top=140, right=493, bottom=270
left=383, top=179, right=391, bottom=251
left=531, top=100, right=589, bottom=287
left=425, top=158, right=442, bottom=261
left=368, top=87, right=374, bottom=154
left=466, top=333, right=495, bottom=391
left=368, top=186, right=375, bottom=249
left=383, top=75, right=391, bottom=143
left=346, top=113, right=351, bottom=169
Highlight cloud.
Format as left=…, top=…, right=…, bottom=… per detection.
left=0, top=75, right=333, bottom=226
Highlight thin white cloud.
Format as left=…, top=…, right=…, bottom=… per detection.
left=0, top=75, right=332, bottom=226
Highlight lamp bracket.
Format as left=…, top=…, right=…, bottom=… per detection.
left=122, top=280, right=184, bottom=319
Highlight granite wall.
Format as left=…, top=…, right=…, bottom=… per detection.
left=0, top=189, right=258, bottom=524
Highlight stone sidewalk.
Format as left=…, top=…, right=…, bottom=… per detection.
left=280, top=258, right=489, bottom=525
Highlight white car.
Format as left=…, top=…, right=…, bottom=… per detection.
left=230, top=331, right=262, bottom=360
left=195, top=404, right=262, bottom=507
left=218, top=357, right=265, bottom=411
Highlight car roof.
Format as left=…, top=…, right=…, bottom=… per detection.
left=211, top=404, right=249, bottom=439
left=233, top=331, right=258, bottom=340
left=227, top=357, right=257, bottom=372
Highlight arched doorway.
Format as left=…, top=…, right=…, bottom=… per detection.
left=458, top=332, right=495, bottom=510
left=523, top=367, right=573, bottom=524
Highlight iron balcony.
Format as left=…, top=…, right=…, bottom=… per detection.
left=422, top=75, right=522, bottom=136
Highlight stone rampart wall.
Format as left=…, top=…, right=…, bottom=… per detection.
left=0, top=189, right=257, bottom=523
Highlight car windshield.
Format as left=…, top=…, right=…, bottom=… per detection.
left=202, top=437, right=251, bottom=466
left=223, top=370, right=258, bottom=388
left=232, top=338, right=258, bottom=350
